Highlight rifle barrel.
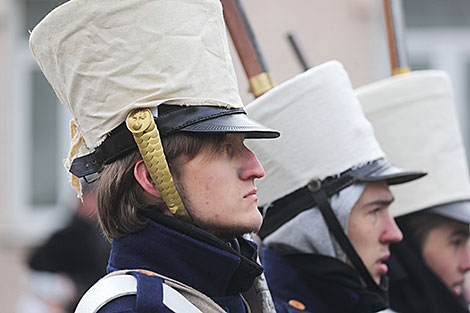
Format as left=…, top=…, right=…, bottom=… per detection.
left=383, top=0, right=410, bottom=75
left=287, top=33, right=310, bottom=72
left=221, top=0, right=275, bottom=97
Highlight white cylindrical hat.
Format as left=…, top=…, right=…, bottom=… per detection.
left=357, top=70, right=470, bottom=220
left=30, top=0, right=250, bottom=150
left=246, top=61, right=420, bottom=207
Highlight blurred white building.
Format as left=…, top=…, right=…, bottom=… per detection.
left=1, top=0, right=469, bottom=311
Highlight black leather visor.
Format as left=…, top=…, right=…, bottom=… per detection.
left=70, top=105, right=279, bottom=178
left=157, top=105, right=280, bottom=138
left=360, top=162, right=425, bottom=185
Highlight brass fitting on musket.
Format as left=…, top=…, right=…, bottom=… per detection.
left=126, top=108, right=190, bottom=222
left=249, top=72, right=276, bottom=97
left=392, top=67, right=411, bottom=76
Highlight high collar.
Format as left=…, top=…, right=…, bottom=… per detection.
left=263, top=247, right=387, bottom=313
left=107, top=213, right=263, bottom=297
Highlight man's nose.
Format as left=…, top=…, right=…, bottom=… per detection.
left=459, top=245, right=470, bottom=273
left=240, top=148, right=265, bottom=180
left=380, top=214, right=403, bottom=244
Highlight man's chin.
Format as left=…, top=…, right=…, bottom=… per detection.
left=202, top=223, right=260, bottom=241
left=371, top=271, right=385, bottom=286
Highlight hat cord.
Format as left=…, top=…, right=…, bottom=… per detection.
left=126, top=108, right=191, bottom=222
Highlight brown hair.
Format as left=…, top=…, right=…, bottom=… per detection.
left=96, top=132, right=229, bottom=241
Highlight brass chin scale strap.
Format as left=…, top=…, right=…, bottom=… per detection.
left=126, top=108, right=191, bottom=222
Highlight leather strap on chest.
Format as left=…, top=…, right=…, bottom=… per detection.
left=74, top=269, right=227, bottom=313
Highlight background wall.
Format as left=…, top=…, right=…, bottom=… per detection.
left=231, top=0, right=385, bottom=103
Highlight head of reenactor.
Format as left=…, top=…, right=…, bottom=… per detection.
left=29, top=0, right=280, bottom=312
left=245, top=60, right=425, bottom=313
left=358, top=70, right=470, bottom=313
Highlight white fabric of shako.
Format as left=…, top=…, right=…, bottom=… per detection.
left=357, top=70, right=470, bottom=217
left=246, top=61, right=384, bottom=207
left=29, top=0, right=244, bottom=150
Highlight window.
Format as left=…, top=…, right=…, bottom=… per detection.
left=402, top=0, right=470, bottom=164
left=4, top=0, right=72, bottom=243
left=404, top=0, right=470, bottom=28
left=24, top=0, right=67, bottom=36
left=30, top=70, right=60, bottom=207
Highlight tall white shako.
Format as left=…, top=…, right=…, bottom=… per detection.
left=29, top=0, right=279, bottom=221
left=357, top=70, right=470, bottom=222
left=245, top=60, right=424, bottom=299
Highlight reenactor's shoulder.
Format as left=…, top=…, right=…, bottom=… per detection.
left=75, top=269, right=224, bottom=313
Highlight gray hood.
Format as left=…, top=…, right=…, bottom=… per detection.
left=263, top=183, right=365, bottom=262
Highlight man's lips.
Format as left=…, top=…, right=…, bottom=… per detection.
left=244, top=189, right=258, bottom=199
left=375, top=254, right=390, bottom=275
left=452, top=282, right=464, bottom=296
left=378, top=253, right=390, bottom=263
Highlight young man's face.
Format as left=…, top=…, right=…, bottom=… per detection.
left=422, top=218, right=470, bottom=296
left=347, top=181, right=403, bottom=284
left=177, top=134, right=265, bottom=241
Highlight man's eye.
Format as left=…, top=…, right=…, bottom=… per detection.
left=369, top=208, right=380, bottom=215
left=451, top=238, right=465, bottom=247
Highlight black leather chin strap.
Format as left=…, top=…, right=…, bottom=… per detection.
left=307, top=182, right=388, bottom=303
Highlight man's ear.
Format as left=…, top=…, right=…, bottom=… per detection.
left=134, top=160, right=161, bottom=199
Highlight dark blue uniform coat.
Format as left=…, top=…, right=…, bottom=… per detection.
left=97, top=213, right=262, bottom=313
left=262, top=247, right=386, bottom=313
